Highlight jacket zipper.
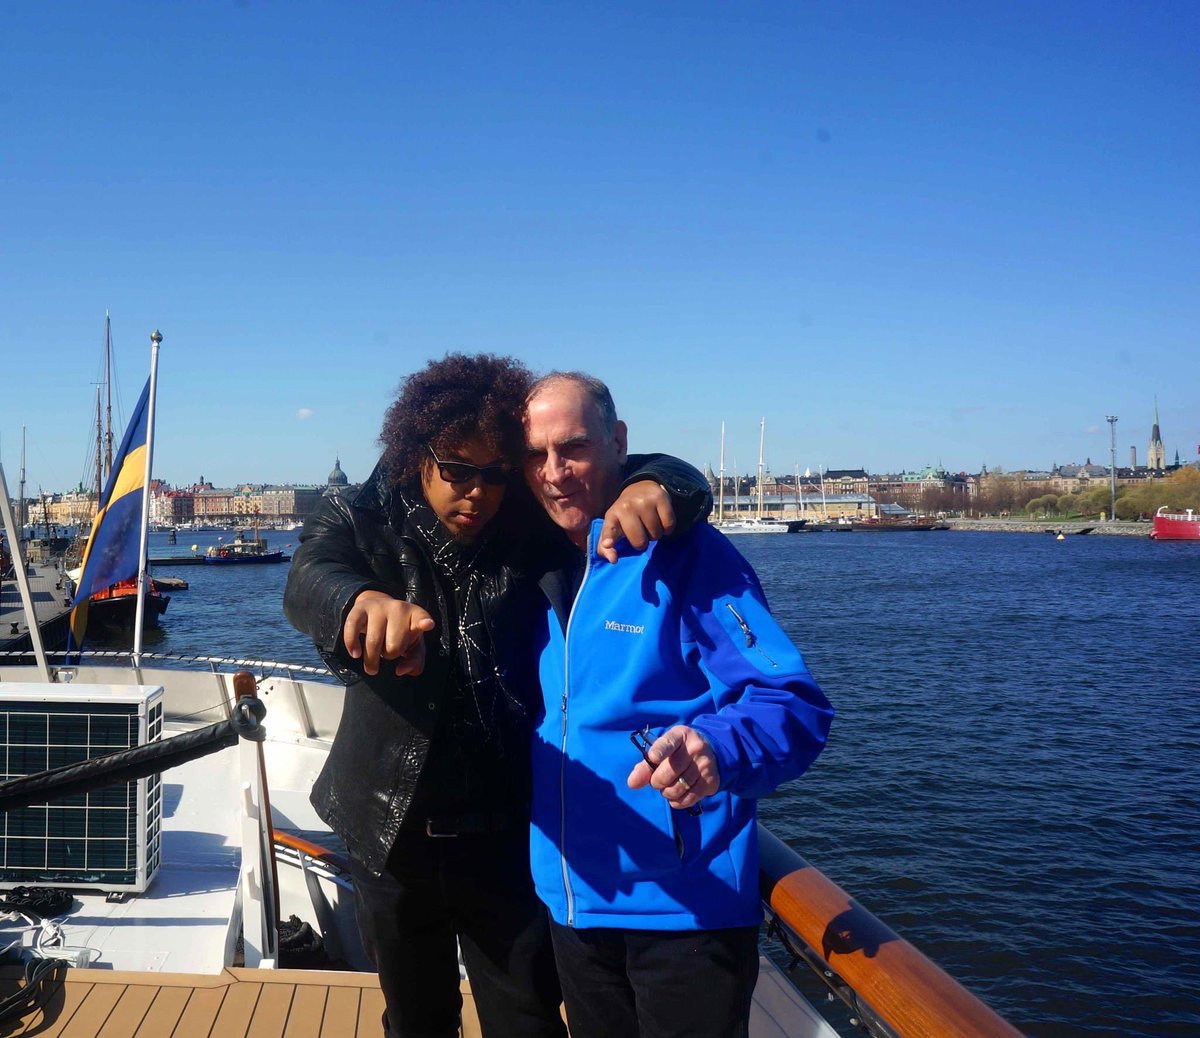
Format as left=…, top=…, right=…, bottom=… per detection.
left=559, top=537, right=595, bottom=926
left=725, top=602, right=777, bottom=667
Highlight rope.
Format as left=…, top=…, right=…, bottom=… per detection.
left=0, top=699, right=266, bottom=813
left=0, top=648, right=330, bottom=676
left=0, top=887, right=74, bottom=918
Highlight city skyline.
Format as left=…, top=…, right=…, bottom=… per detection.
left=2, top=3, right=1196, bottom=490
left=13, top=401, right=1191, bottom=502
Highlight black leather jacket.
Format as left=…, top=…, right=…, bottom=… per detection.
left=283, top=456, right=711, bottom=874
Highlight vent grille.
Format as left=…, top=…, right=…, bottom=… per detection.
left=0, top=686, right=164, bottom=892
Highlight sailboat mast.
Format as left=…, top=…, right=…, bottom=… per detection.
left=93, top=384, right=103, bottom=519
left=103, top=312, right=114, bottom=480
left=18, top=427, right=27, bottom=544
left=718, top=422, right=726, bottom=523
left=757, top=417, right=765, bottom=520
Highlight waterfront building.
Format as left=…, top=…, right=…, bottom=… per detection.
left=261, top=484, right=324, bottom=522
left=149, top=482, right=195, bottom=528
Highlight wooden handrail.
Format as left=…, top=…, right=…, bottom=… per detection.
left=272, top=830, right=353, bottom=875
left=758, top=825, right=1023, bottom=1038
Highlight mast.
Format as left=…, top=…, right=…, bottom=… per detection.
left=0, top=462, right=50, bottom=679
left=103, top=311, right=114, bottom=480
left=757, top=417, right=766, bottom=520
left=18, top=427, right=27, bottom=547
left=93, top=383, right=103, bottom=520
left=718, top=422, right=726, bottom=523
left=132, top=329, right=163, bottom=662
left=820, top=465, right=829, bottom=520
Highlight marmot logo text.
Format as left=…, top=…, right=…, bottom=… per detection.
left=604, top=620, right=645, bottom=634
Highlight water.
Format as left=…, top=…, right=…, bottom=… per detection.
left=134, top=528, right=1198, bottom=1037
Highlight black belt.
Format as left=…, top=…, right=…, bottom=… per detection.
left=418, top=811, right=522, bottom=838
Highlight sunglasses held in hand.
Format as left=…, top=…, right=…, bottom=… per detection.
left=630, top=726, right=703, bottom=816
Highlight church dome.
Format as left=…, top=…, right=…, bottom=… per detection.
left=327, top=457, right=349, bottom=487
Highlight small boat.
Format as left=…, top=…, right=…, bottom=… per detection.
left=63, top=565, right=171, bottom=637
left=714, top=516, right=806, bottom=534
left=203, top=529, right=289, bottom=564
left=714, top=419, right=804, bottom=534
left=82, top=577, right=171, bottom=632
left=1149, top=506, right=1200, bottom=541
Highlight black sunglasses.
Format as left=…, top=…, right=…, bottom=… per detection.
left=630, top=726, right=702, bottom=816
left=427, top=446, right=511, bottom=487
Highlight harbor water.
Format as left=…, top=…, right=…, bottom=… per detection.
left=134, top=528, right=1197, bottom=1037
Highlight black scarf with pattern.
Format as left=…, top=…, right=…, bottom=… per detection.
left=398, top=488, right=526, bottom=769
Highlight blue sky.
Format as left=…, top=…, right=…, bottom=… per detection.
left=2, top=1, right=1196, bottom=492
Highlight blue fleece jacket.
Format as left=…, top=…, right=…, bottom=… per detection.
left=530, top=519, right=833, bottom=930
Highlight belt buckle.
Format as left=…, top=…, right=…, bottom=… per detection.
left=425, top=819, right=459, bottom=838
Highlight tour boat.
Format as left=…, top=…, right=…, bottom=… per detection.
left=1149, top=506, right=1200, bottom=541
left=203, top=530, right=289, bottom=564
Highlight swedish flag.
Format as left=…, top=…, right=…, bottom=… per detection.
left=69, top=379, right=151, bottom=646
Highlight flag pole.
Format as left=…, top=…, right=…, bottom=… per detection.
left=0, top=462, right=51, bottom=680
left=132, top=329, right=163, bottom=663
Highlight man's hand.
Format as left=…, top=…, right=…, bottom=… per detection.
left=627, top=725, right=721, bottom=812
left=343, top=590, right=435, bottom=677
left=598, top=481, right=677, bottom=564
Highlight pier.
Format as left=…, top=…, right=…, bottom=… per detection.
left=0, top=561, right=73, bottom=655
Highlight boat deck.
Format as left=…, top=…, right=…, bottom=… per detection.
left=0, top=965, right=399, bottom=1038
left=1, top=955, right=829, bottom=1038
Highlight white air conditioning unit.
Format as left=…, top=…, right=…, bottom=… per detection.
left=0, top=683, right=164, bottom=893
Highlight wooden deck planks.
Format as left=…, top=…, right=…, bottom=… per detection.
left=318, top=985, right=361, bottom=1038
left=169, top=985, right=227, bottom=1038
left=6, top=974, right=94, bottom=1037
left=281, top=984, right=328, bottom=1038
left=207, top=979, right=262, bottom=1038
left=354, top=984, right=385, bottom=1038
left=1, top=968, right=399, bottom=1038
left=96, top=985, right=158, bottom=1038
left=131, top=987, right=191, bottom=1038
left=245, top=981, right=295, bottom=1038
left=55, top=983, right=127, bottom=1038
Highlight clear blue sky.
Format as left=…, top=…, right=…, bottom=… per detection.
left=2, top=1, right=1196, bottom=492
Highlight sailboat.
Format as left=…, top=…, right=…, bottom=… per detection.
left=713, top=419, right=805, bottom=534
left=67, top=315, right=170, bottom=637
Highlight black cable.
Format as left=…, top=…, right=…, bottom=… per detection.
left=0, top=886, right=74, bottom=918
left=0, top=955, right=70, bottom=1024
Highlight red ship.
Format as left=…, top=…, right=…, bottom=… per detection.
left=1150, top=506, right=1200, bottom=541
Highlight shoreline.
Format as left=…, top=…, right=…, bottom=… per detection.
left=944, top=518, right=1147, bottom=537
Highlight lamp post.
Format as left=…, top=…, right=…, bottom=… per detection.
left=1105, top=415, right=1118, bottom=522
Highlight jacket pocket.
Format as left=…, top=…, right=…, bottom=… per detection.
left=611, top=794, right=697, bottom=878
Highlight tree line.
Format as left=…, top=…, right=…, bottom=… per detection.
left=979, top=468, right=1200, bottom=520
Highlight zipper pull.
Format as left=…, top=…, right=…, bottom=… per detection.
left=725, top=602, right=755, bottom=647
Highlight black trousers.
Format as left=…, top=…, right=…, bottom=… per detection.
left=549, top=921, right=760, bottom=1038
left=351, top=828, right=566, bottom=1038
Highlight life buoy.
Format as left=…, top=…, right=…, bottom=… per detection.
left=219, top=549, right=229, bottom=558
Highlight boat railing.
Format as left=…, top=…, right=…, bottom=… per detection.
left=0, top=650, right=340, bottom=740
left=758, top=826, right=1022, bottom=1038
